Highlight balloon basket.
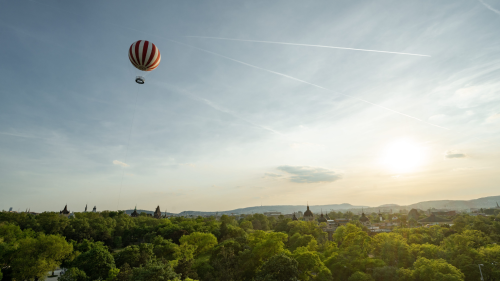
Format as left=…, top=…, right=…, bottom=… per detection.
left=135, top=76, right=145, bottom=84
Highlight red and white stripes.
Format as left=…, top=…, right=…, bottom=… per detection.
left=128, top=40, right=161, bottom=71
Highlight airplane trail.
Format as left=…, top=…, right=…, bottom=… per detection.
left=185, top=36, right=431, bottom=57
left=168, top=39, right=449, bottom=130
left=177, top=89, right=283, bottom=135
left=479, top=0, right=500, bottom=15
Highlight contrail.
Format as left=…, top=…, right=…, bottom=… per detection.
left=185, top=36, right=431, bottom=57
left=479, top=0, right=500, bottom=15
left=176, top=88, right=283, bottom=135
left=168, top=39, right=449, bottom=130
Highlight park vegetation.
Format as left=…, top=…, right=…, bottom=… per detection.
left=0, top=210, right=499, bottom=281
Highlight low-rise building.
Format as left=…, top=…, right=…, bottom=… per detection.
left=263, top=211, right=282, bottom=219
left=418, top=213, right=452, bottom=226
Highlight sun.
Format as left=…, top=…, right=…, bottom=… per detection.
left=380, top=139, right=424, bottom=174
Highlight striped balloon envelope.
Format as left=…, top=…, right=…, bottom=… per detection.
left=128, top=40, right=161, bottom=71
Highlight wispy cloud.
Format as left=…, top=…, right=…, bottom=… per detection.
left=169, top=40, right=449, bottom=130
left=185, top=36, right=431, bottom=57
left=486, top=113, right=500, bottom=123
left=277, top=165, right=342, bottom=183
left=262, top=173, right=283, bottom=179
left=445, top=151, right=467, bottom=159
left=479, top=0, right=500, bottom=15
left=175, top=88, right=282, bottom=135
left=113, top=160, right=129, bottom=167
left=452, top=166, right=489, bottom=172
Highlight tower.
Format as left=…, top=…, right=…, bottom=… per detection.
left=303, top=204, right=314, bottom=221
left=131, top=206, right=139, bottom=217
left=154, top=205, right=162, bottom=219
left=60, top=205, right=70, bottom=216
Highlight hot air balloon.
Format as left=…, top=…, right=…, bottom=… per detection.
left=128, top=40, right=161, bottom=84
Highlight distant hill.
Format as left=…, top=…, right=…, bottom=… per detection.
left=123, top=204, right=368, bottom=216
left=123, top=209, right=175, bottom=216
left=404, top=195, right=500, bottom=210
left=122, top=195, right=500, bottom=215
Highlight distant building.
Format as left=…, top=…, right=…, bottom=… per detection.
left=131, top=206, right=139, bottom=217
left=318, top=212, right=328, bottom=223
left=264, top=211, right=282, bottom=219
left=334, top=218, right=351, bottom=226
left=418, top=213, right=452, bottom=226
left=292, top=213, right=298, bottom=221
left=60, top=205, right=70, bottom=216
left=431, top=210, right=456, bottom=217
left=407, top=209, right=420, bottom=221
left=359, top=211, right=371, bottom=227
left=92, top=206, right=97, bottom=213
left=154, top=206, right=162, bottom=219
left=368, top=226, right=392, bottom=233
left=84, top=204, right=88, bottom=213
left=303, top=205, right=314, bottom=221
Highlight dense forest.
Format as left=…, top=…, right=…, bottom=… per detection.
left=0, top=210, right=499, bottom=281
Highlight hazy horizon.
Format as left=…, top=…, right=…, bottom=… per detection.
left=1, top=0, right=500, bottom=213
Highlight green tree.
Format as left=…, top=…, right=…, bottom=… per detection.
left=9, top=234, right=73, bottom=280
left=73, top=244, right=115, bottom=280
left=58, top=268, right=88, bottom=281
left=152, top=236, right=179, bottom=261
left=289, top=233, right=317, bottom=252
left=477, top=245, right=500, bottom=281
left=131, top=260, right=182, bottom=281
left=239, top=231, right=288, bottom=280
left=292, top=247, right=332, bottom=281
left=174, top=243, right=198, bottom=279
left=371, top=233, right=411, bottom=267
left=348, top=271, right=374, bottom=281
left=115, top=263, right=133, bottom=281
left=105, top=268, right=120, bottom=281
left=209, top=239, right=245, bottom=281
left=409, top=243, right=443, bottom=261
left=36, top=212, right=69, bottom=235
left=324, top=224, right=375, bottom=280
left=179, top=232, right=218, bottom=256
left=114, top=243, right=154, bottom=268
left=396, top=268, right=415, bottom=281
left=412, top=257, right=464, bottom=281
left=372, top=266, right=398, bottom=281
left=240, top=221, right=253, bottom=231
left=255, top=253, right=299, bottom=281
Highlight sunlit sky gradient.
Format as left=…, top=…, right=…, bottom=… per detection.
left=1, top=0, right=500, bottom=213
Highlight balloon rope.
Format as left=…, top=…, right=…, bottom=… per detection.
left=116, top=88, right=141, bottom=210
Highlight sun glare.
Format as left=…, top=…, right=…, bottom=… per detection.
left=380, top=139, right=424, bottom=174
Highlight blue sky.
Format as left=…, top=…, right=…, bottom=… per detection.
left=1, top=0, right=499, bottom=212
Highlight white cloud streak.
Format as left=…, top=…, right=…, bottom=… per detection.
left=479, top=0, right=500, bottom=15
left=185, top=36, right=431, bottom=57
left=277, top=165, right=342, bottom=183
left=113, top=160, right=129, bottom=167
left=176, top=88, right=282, bottom=135
left=445, top=151, right=467, bottom=159
left=168, top=40, right=449, bottom=130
